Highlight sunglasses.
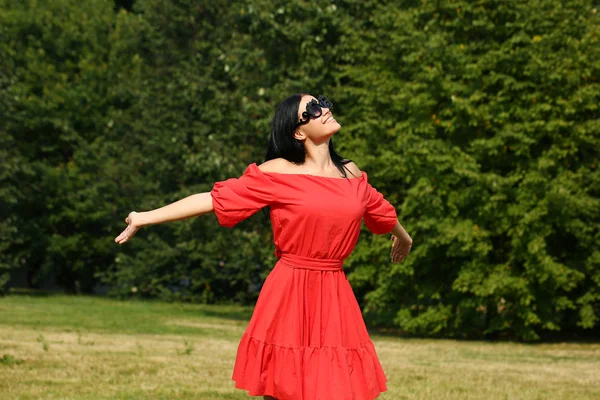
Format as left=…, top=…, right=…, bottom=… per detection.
left=297, top=95, right=334, bottom=126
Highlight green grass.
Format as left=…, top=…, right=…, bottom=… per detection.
left=0, top=295, right=599, bottom=399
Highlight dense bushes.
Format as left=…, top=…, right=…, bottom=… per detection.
left=1, top=0, right=598, bottom=340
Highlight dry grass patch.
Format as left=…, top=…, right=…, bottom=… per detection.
left=375, top=338, right=600, bottom=400
left=0, top=325, right=243, bottom=399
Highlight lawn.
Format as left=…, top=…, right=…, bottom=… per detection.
left=0, top=294, right=598, bottom=399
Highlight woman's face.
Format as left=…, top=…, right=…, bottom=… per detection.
left=295, top=94, right=341, bottom=144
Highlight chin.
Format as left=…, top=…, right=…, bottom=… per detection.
left=329, top=122, right=342, bottom=134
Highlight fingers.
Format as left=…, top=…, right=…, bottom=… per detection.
left=390, top=235, right=399, bottom=256
left=391, top=241, right=403, bottom=259
left=114, top=225, right=138, bottom=245
left=116, top=211, right=140, bottom=245
left=115, top=233, right=131, bottom=245
left=390, top=238, right=412, bottom=263
left=392, top=246, right=407, bottom=262
left=114, top=228, right=129, bottom=245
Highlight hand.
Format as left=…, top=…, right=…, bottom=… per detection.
left=390, top=234, right=412, bottom=263
left=114, top=211, right=143, bottom=245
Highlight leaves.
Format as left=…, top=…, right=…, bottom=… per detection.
left=1, top=0, right=598, bottom=340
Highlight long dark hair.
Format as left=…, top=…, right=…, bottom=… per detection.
left=264, top=93, right=352, bottom=178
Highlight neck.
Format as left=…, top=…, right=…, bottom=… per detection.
left=303, top=138, right=334, bottom=170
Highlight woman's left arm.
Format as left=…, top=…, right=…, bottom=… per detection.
left=389, top=220, right=413, bottom=263
left=389, top=220, right=411, bottom=244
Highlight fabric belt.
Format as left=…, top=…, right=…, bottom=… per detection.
left=277, top=253, right=343, bottom=271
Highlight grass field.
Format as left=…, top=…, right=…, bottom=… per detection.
left=0, top=295, right=598, bottom=400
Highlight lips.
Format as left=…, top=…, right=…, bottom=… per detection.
left=324, top=115, right=336, bottom=124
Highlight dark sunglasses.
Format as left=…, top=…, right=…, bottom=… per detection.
left=297, top=95, right=334, bottom=126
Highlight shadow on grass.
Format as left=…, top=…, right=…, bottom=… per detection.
left=367, top=325, right=600, bottom=345
left=199, top=308, right=253, bottom=322
left=7, top=288, right=58, bottom=297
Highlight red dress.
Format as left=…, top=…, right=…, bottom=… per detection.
left=210, top=163, right=398, bottom=400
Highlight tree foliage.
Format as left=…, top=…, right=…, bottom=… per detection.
left=1, top=0, right=598, bottom=340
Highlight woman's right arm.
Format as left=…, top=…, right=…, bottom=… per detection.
left=114, top=192, right=214, bottom=244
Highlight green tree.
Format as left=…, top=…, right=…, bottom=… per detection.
left=335, top=0, right=600, bottom=340
left=1, top=0, right=597, bottom=341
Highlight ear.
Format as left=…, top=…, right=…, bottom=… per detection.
left=294, top=128, right=307, bottom=141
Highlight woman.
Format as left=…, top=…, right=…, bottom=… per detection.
left=114, top=93, right=413, bottom=400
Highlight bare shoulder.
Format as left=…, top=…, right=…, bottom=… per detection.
left=342, top=160, right=363, bottom=178
left=257, top=158, right=294, bottom=173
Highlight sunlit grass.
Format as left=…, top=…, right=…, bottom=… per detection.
left=0, top=295, right=599, bottom=399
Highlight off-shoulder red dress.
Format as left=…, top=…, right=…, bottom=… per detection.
left=210, top=163, right=398, bottom=400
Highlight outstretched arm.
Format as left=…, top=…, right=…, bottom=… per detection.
left=114, top=192, right=214, bottom=245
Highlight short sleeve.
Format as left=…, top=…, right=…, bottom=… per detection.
left=363, top=174, right=397, bottom=235
left=210, top=163, right=276, bottom=228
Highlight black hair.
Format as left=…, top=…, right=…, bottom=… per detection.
left=264, top=93, right=352, bottom=177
